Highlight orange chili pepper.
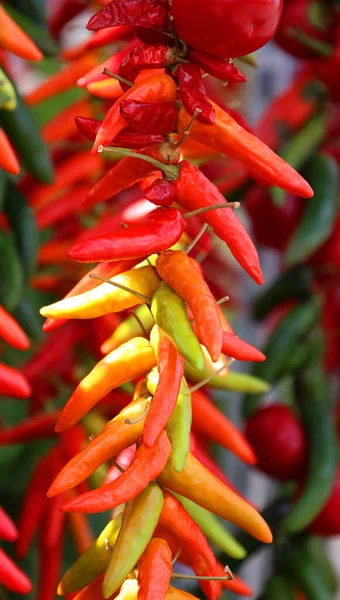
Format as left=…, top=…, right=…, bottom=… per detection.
left=138, top=538, right=172, bottom=600
left=0, top=128, right=20, bottom=175
left=92, top=74, right=177, bottom=153
left=158, top=452, right=273, bottom=543
left=177, top=103, right=314, bottom=198
left=86, top=78, right=123, bottom=100
left=0, top=6, right=42, bottom=61
left=156, top=250, right=223, bottom=362
left=41, top=98, right=94, bottom=144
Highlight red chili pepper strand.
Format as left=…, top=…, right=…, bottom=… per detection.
left=75, top=116, right=165, bottom=148
left=67, top=208, right=185, bottom=262
left=0, top=411, right=59, bottom=445
left=189, top=50, right=247, bottom=83
left=143, top=177, right=177, bottom=207
left=87, top=0, right=171, bottom=31
left=120, top=100, right=177, bottom=134
left=0, top=362, right=31, bottom=399
left=0, top=549, right=32, bottom=595
left=138, top=538, right=172, bottom=600
left=119, top=45, right=175, bottom=91
left=0, top=506, right=18, bottom=542
left=179, top=64, right=215, bottom=125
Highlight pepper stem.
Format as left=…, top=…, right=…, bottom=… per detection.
left=173, top=108, right=202, bottom=148
left=125, top=399, right=151, bottom=424
left=189, top=360, right=235, bottom=392
left=172, top=566, right=233, bottom=581
left=183, top=202, right=240, bottom=219
left=102, top=68, right=134, bottom=88
left=130, top=309, right=149, bottom=338
left=89, top=274, right=152, bottom=304
left=171, top=547, right=182, bottom=565
left=108, top=459, right=125, bottom=474
left=98, top=145, right=179, bottom=181
left=216, top=295, right=230, bottom=305
left=185, top=223, right=209, bottom=254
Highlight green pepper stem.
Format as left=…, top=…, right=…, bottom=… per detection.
left=99, top=145, right=179, bottom=181
left=289, top=27, right=331, bottom=56
left=185, top=223, right=209, bottom=254
left=102, top=67, right=134, bottom=88
left=183, top=202, right=240, bottom=219
left=130, top=310, right=149, bottom=338
left=89, top=274, right=152, bottom=304
left=189, top=361, right=235, bottom=393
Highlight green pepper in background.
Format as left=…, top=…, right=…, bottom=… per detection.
left=0, top=73, right=54, bottom=184
left=4, top=5, right=57, bottom=56
left=0, top=68, right=16, bottom=111
left=6, top=0, right=46, bottom=25
left=285, top=154, right=338, bottom=265
left=261, top=575, right=295, bottom=600
left=0, top=229, right=24, bottom=311
left=58, top=514, right=123, bottom=595
left=185, top=359, right=270, bottom=394
left=103, top=484, right=163, bottom=598
left=174, top=493, right=247, bottom=559
left=151, top=284, right=205, bottom=370
left=4, top=181, right=38, bottom=279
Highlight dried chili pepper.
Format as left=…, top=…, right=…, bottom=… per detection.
left=189, top=50, right=247, bottom=83
left=67, top=208, right=185, bottom=262
left=138, top=538, right=172, bottom=600
left=62, top=431, right=171, bottom=513
left=156, top=250, right=223, bottom=362
left=120, top=100, right=177, bottom=134
left=87, top=0, right=171, bottom=31
left=75, top=116, right=164, bottom=148
left=143, top=177, right=177, bottom=207
left=179, top=64, right=215, bottom=125
left=102, top=484, right=164, bottom=598
left=119, top=45, right=175, bottom=91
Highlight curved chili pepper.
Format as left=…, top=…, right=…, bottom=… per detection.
left=0, top=6, right=42, bottom=61
left=138, top=538, right=172, bottom=600
left=62, top=431, right=171, bottom=513
left=67, top=208, right=185, bottom=263
left=49, top=396, right=150, bottom=496
left=143, top=330, right=184, bottom=448
left=0, top=362, right=31, bottom=398
left=177, top=104, right=314, bottom=198
left=0, top=411, right=59, bottom=445
left=0, top=128, right=20, bottom=174
left=75, top=116, right=164, bottom=148
left=58, top=515, right=122, bottom=595
left=101, top=304, right=154, bottom=354
left=143, top=177, right=177, bottom=207
left=40, top=265, right=161, bottom=320
left=0, top=506, right=17, bottom=542
left=87, top=0, right=171, bottom=31
left=0, top=304, right=29, bottom=350
left=179, top=64, right=215, bottom=125
left=158, top=452, right=273, bottom=543
left=191, top=389, right=255, bottom=464
left=119, top=45, right=175, bottom=91
left=102, top=484, right=164, bottom=598
left=189, top=50, right=247, bottom=83
left=54, top=337, right=156, bottom=432
left=156, top=250, right=223, bottom=362
left=92, top=74, right=177, bottom=152
left=0, top=548, right=32, bottom=594
left=151, top=284, right=204, bottom=370
left=120, top=100, right=177, bottom=134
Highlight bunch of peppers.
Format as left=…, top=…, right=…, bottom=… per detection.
left=3, top=0, right=340, bottom=599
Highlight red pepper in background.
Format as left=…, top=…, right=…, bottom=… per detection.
left=0, top=411, right=59, bottom=445
left=119, top=45, right=175, bottom=91
left=189, top=50, right=247, bottom=83
left=0, top=549, right=32, bottom=595
left=179, top=64, right=215, bottom=125
left=0, top=507, right=18, bottom=542
left=75, top=116, right=165, bottom=148
left=87, top=0, right=171, bottom=31
left=0, top=128, right=20, bottom=175
left=0, top=363, right=31, bottom=399
left=36, top=183, right=93, bottom=230
left=0, top=305, right=30, bottom=350
left=42, top=98, right=94, bottom=145
left=120, top=100, right=177, bottom=134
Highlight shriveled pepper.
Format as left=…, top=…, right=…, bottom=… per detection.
left=189, top=50, right=247, bottom=83
left=48, top=395, right=151, bottom=496
left=40, top=265, right=161, bottom=320
left=138, top=537, right=172, bottom=600
left=92, top=74, right=177, bottom=152
left=54, top=338, right=156, bottom=432
left=119, top=45, right=175, bottom=91
left=67, top=208, right=185, bottom=263
left=62, top=431, right=171, bottom=513
left=75, top=116, right=164, bottom=148
left=144, top=177, right=177, bottom=207
left=156, top=250, right=222, bottom=362
left=120, top=100, right=177, bottom=134
left=87, top=0, right=171, bottom=31
left=179, top=64, right=215, bottom=125
left=158, top=452, right=273, bottom=543
left=101, top=304, right=154, bottom=354
left=177, top=104, right=314, bottom=198
left=58, top=515, right=122, bottom=595
left=102, top=484, right=164, bottom=598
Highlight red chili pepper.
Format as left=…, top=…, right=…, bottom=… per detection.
left=0, top=128, right=20, bottom=175
left=37, top=511, right=65, bottom=600
left=0, top=549, right=32, bottom=594
left=0, top=362, right=31, bottom=399
left=0, top=506, right=18, bottom=542
left=138, top=537, right=172, bottom=600
left=143, top=177, right=177, bottom=207
left=119, top=45, right=175, bottom=91
left=75, top=116, right=165, bottom=148
left=222, top=331, right=266, bottom=362
left=67, top=208, right=185, bottom=262
left=87, top=0, right=171, bottom=31
left=61, top=430, right=172, bottom=513
left=120, top=100, right=177, bottom=134
left=0, top=411, right=59, bottom=446
left=36, top=183, right=93, bottom=230
left=189, top=50, right=247, bottom=83
left=0, top=305, right=30, bottom=350
left=179, top=63, right=215, bottom=125
left=144, top=330, right=184, bottom=447
left=23, top=323, right=81, bottom=380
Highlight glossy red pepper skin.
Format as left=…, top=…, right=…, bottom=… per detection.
left=222, top=331, right=266, bottom=362
left=0, top=507, right=18, bottom=542
left=143, top=177, right=177, bottom=207
left=179, top=64, right=215, bottom=125
left=138, top=538, right=172, bottom=600
left=120, top=100, right=177, bottom=134
left=67, top=208, right=185, bottom=262
left=119, top=45, right=175, bottom=91
left=87, top=0, right=171, bottom=31
left=189, top=50, right=247, bottom=83
left=173, top=161, right=263, bottom=285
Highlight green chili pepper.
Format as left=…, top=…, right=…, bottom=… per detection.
left=4, top=181, right=38, bottom=278
left=261, top=575, right=295, bottom=600
left=0, top=229, right=24, bottom=311
left=253, top=266, right=313, bottom=321
left=283, top=363, right=338, bottom=534
left=271, top=112, right=327, bottom=205
left=151, top=284, right=204, bottom=370
left=0, top=74, right=53, bottom=183
left=58, top=514, right=123, bottom=595
left=286, top=154, right=338, bottom=265
left=243, top=297, right=320, bottom=418
left=282, top=538, right=335, bottom=600
left=4, top=6, right=55, bottom=54
left=185, top=360, right=270, bottom=394
left=304, top=537, right=337, bottom=594
left=102, top=484, right=163, bottom=598
left=0, top=68, right=16, bottom=111
left=174, top=493, right=247, bottom=559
